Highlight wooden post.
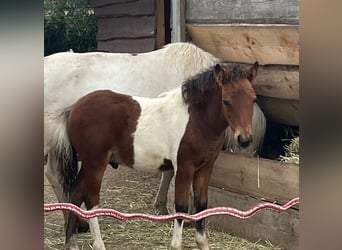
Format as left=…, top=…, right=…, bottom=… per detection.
left=171, top=0, right=185, bottom=42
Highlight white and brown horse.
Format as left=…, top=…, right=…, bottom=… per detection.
left=44, top=42, right=265, bottom=230
left=51, top=63, right=258, bottom=250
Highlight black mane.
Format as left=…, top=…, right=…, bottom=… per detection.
left=181, top=66, right=216, bottom=104
left=182, top=65, right=246, bottom=104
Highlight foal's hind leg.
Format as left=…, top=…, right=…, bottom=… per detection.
left=81, top=160, right=108, bottom=250
left=154, top=169, right=174, bottom=214
left=45, top=153, right=89, bottom=233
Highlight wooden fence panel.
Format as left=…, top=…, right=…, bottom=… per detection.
left=186, top=0, right=299, bottom=24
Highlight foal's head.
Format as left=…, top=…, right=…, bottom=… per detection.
left=214, top=62, right=258, bottom=148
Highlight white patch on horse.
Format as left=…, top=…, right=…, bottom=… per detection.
left=132, top=88, right=189, bottom=172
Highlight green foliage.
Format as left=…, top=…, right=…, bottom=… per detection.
left=44, top=0, right=97, bottom=56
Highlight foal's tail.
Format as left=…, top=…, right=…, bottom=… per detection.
left=50, top=107, right=78, bottom=195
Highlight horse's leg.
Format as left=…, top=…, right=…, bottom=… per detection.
left=154, top=169, right=174, bottom=214
left=192, top=166, right=213, bottom=250
left=170, top=165, right=195, bottom=250
left=82, top=160, right=107, bottom=250
left=45, top=153, right=89, bottom=233
left=65, top=168, right=87, bottom=250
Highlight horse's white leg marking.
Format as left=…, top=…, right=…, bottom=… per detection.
left=195, top=231, right=210, bottom=250
left=154, top=170, right=174, bottom=214
left=170, top=219, right=184, bottom=250
left=66, top=234, right=79, bottom=250
left=89, top=206, right=106, bottom=250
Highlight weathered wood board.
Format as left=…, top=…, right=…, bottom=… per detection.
left=93, top=0, right=155, bottom=17
left=97, top=16, right=155, bottom=40
left=186, top=24, right=299, bottom=65
left=208, top=186, right=299, bottom=250
left=186, top=0, right=299, bottom=24
left=223, top=63, right=299, bottom=100
left=257, top=96, right=299, bottom=126
left=97, top=38, right=155, bottom=53
left=92, top=0, right=165, bottom=53
left=211, top=152, right=299, bottom=204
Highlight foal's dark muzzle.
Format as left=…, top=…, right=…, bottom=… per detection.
left=238, top=135, right=253, bottom=148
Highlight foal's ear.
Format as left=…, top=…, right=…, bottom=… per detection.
left=214, top=64, right=224, bottom=86
left=247, top=61, right=259, bottom=83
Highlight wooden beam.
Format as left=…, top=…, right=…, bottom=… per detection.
left=258, top=96, right=299, bottom=126
left=208, top=186, right=299, bottom=250
left=210, top=152, right=299, bottom=203
left=155, top=0, right=165, bottom=49
left=223, top=63, right=299, bottom=100
left=171, top=0, right=185, bottom=42
left=187, top=24, right=299, bottom=65
left=186, top=0, right=299, bottom=24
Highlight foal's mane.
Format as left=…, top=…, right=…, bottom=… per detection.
left=182, top=64, right=246, bottom=104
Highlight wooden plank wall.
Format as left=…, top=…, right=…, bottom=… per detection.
left=186, top=0, right=299, bottom=24
left=211, top=152, right=299, bottom=204
left=208, top=187, right=299, bottom=250
left=185, top=0, right=299, bottom=126
left=92, top=0, right=165, bottom=52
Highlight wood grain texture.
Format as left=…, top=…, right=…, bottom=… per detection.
left=186, top=0, right=299, bottom=24
left=258, top=96, right=299, bottom=126
left=208, top=186, right=299, bottom=250
left=92, top=0, right=138, bottom=8
left=224, top=63, right=299, bottom=100
left=155, top=0, right=165, bottom=48
left=94, top=0, right=155, bottom=17
left=97, top=16, right=155, bottom=40
left=187, top=24, right=299, bottom=65
left=97, top=38, right=155, bottom=52
left=210, top=152, right=299, bottom=203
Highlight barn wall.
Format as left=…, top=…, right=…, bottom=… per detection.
left=185, top=0, right=300, bottom=126
left=91, top=0, right=165, bottom=52
left=183, top=2, right=300, bottom=248
left=186, top=0, right=299, bottom=24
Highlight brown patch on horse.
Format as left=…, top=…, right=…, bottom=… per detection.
left=67, top=90, right=141, bottom=167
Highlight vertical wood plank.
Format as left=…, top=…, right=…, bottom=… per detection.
left=155, top=0, right=165, bottom=48
left=171, top=0, right=185, bottom=42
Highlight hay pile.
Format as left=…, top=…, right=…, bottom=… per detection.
left=280, top=137, right=299, bottom=164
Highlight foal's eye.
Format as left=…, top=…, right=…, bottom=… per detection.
left=223, top=100, right=229, bottom=106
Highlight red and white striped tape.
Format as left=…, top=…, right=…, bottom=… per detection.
left=44, top=197, right=299, bottom=222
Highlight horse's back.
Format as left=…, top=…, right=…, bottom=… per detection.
left=44, top=42, right=220, bottom=112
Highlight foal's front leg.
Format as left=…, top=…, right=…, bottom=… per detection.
left=192, top=166, right=212, bottom=250
left=171, top=165, right=194, bottom=250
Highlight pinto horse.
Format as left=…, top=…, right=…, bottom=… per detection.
left=44, top=42, right=265, bottom=231
left=51, top=62, right=258, bottom=250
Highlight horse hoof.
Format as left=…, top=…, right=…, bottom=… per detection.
left=154, top=203, right=169, bottom=215
left=170, top=244, right=182, bottom=250
left=77, top=220, right=90, bottom=233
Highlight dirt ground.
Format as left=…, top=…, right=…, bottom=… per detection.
left=44, top=166, right=281, bottom=250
